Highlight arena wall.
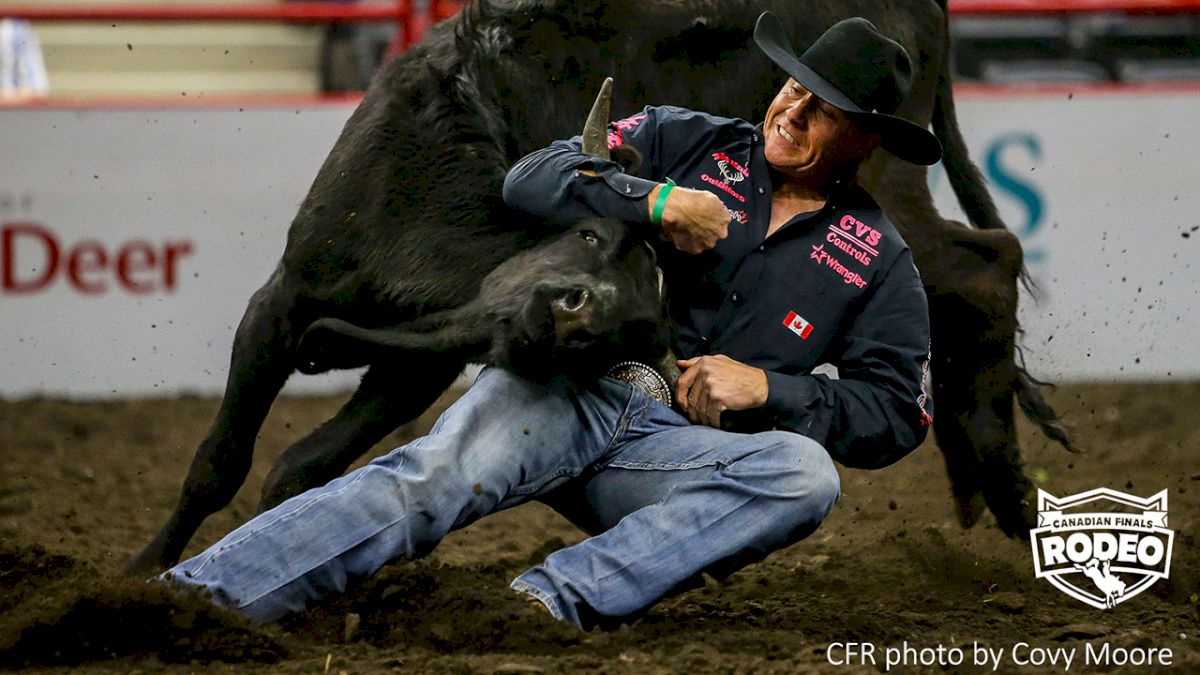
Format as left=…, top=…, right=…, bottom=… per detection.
left=2, top=87, right=1197, bottom=398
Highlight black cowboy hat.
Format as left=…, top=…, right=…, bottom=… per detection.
left=753, top=12, right=942, bottom=166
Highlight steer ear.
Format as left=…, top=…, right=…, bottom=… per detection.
left=580, top=76, right=613, bottom=160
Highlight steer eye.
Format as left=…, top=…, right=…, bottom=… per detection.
left=578, top=229, right=599, bottom=245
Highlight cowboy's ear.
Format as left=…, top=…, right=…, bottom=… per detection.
left=835, top=132, right=882, bottom=163
left=836, top=114, right=880, bottom=158
left=857, top=131, right=884, bottom=156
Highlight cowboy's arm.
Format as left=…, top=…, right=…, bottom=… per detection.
left=502, top=136, right=658, bottom=224
left=503, top=106, right=728, bottom=253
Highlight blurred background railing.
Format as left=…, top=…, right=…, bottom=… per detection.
left=1, top=1, right=466, bottom=99
left=951, top=0, right=1200, bottom=84
left=1, top=0, right=1197, bottom=102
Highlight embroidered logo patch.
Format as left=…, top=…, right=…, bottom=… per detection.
left=783, top=310, right=814, bottom=339
left=810, top=244, right=867, bottom=288
left=712, top=151, right=749, bottom=184
left=700, top=173, right=746, bottom=202
left=917, top=350, right=933, bottom=426
left=837, top=214, right=882, bottom=248
left=826, top=229, right=875, bottom=267
left=606, top=112, right=647, bottom=149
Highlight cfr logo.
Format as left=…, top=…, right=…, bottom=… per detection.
left=2, top=221, right=194, bottom=295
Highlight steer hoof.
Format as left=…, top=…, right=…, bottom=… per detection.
left=953, top=491, right=986, bottom=529
left=124, top=549, right=167, bottom=577
left=985, top=489, right=1039, bottom=539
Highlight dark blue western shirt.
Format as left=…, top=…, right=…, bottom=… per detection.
left=503, top=106, right=932, bottom=469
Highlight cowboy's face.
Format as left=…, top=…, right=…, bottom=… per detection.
left=762, top=79, right=879, bottom=180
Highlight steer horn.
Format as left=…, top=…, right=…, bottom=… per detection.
left=579, top=77, right=683, bottom=403
left=581, top=76, right=613, bottom=160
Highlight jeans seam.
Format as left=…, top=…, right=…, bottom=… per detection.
left=602, top=457, right=730, bottom=471
left=510, top=578, right=565, bottom=621
left=600, top=378, right=646, bottom=458
left=237, top=513, right=412, bottom=610
left=510, top=467, right=582, bottom=497
left=187, top=467, right=377, bottom=580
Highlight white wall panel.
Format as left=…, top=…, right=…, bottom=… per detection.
left=2, top=89, right=1197, bottom=397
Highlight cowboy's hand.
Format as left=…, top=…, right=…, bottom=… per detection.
left=676, top=355, right=768, bottom=428
left=648, top=184, right=729, bottom=254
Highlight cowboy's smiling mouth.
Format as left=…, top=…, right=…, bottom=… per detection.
left=776, top=124, right=802, bottom=148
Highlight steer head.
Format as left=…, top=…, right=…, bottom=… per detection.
left=500, top=218, right=670, bottom=379
left=297, top=218, right=670, bottom=382
left=297, top=77, right=679, bottom=386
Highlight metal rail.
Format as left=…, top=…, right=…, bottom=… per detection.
left=1, top=1, right=465, bottom=51
left=3, top=2, right=409, bottom=23
left=950, top=0, right=1200, bottom=15
left=3, top=0, right=1196, bottom=22
left=1, top=0, right=1192, bottom=102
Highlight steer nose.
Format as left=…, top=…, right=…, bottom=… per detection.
left=550, top=286, right=597, bottom=348
left=554, top=287, right=591, bottom=314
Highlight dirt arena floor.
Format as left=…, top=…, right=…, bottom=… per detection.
left=1, top=381, right=1197, bottom=673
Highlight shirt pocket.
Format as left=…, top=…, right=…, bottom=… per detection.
left=768, top=264, right=853, bottom=362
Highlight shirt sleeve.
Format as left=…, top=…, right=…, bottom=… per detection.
left=761, top=249, right=933, bottom=469
left=502, top=106, right=665, bottom=226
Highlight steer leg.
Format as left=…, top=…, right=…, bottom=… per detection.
left=126, top=274, right=299, bottom=575
left=927, top=341, right=986, bottom=530
left=867, top=136, right=1055, bottom=539
left=929, top=292, right=1037, bottom=538
left=258, top=356, right=465, bottom=510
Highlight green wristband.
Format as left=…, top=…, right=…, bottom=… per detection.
left=651, top=178, right=676, bottom=225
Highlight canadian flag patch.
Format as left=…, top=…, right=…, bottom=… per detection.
left=783, top=310, right=814, bottom=339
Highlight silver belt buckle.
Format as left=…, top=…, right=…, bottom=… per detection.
left=606, top=360, right=672, bottom=407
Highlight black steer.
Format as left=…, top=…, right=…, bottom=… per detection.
left=128, top=0, right=1076, bottom=575
left=296, top=219, right=671, bottom=383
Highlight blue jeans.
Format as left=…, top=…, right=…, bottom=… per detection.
left=164, top=368, right=840, bottom=630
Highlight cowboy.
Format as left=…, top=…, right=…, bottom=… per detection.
left=162, top=13, right=939, bottom=631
